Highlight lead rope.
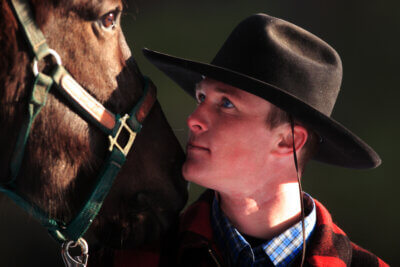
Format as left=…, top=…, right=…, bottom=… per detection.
left=290, top=117, right=306, bottom=267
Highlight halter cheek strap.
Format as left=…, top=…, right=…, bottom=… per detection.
left=1, top=0, right=157, bottom=244
left=1, top=73, right=157, bottom=242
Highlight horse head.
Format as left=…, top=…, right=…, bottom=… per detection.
left=0, top=0, right=187, bottom=252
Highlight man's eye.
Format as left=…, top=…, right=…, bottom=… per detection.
left=221, top=97, right=234, bottom=108
left=196, top=93, right=206, bottom=103
left=100, top=11, right=118, bottom=30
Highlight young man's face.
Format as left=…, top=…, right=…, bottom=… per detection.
left=183, top=78, right=282, bottom=195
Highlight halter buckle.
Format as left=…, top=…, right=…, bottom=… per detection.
left=108, top=114, right=136, bottom=156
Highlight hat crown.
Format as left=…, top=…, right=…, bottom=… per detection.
left=211, top=14, right=343, bottom=116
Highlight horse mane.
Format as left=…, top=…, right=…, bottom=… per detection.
left=0, top=0, right=25, bottom=103
left=0, top=0, right=30, bottom=183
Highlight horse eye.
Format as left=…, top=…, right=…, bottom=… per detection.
left=101, top=12, right=117, bottom=30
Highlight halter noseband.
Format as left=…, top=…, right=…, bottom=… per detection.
left=1, top=0, right=157, bottom=247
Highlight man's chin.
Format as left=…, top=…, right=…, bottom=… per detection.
left=182, top=163, right=202, bottom=183
left=182, top=161, right=221, bottom=190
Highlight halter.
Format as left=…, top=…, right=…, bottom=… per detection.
left=1, top=0, right=156, bottom=255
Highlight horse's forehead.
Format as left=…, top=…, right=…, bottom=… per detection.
left=70, top=0, right=122, bottom=5
left=65, top=0, right=123, bottom=13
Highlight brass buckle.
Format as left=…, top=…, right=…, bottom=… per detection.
left=108, top=114, right=136, bottom=156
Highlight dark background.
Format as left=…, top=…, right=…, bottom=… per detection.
left=0, top=0, right=398, bottom=266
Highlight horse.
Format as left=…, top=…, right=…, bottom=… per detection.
left=0, top=0, right=188, bottom=265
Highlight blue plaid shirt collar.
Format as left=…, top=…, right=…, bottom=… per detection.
left=211, top=192, right=316, bottom=267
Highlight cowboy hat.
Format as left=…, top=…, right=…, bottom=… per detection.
left=143, top=13, right=381, bottom=169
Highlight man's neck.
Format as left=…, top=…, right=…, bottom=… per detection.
left=217, top=182, right=302, bottom=240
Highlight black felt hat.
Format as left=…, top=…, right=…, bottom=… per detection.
left=143, top=13, right=381, bottom=169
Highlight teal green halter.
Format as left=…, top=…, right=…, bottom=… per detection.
left=1, top=0, right=157, bottom=245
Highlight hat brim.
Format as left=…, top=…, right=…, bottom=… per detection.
left=143, top=48, right=381, bottom=169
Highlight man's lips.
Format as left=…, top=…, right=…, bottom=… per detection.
left=187, top=142, right=210, bottom=152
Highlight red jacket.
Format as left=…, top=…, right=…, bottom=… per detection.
left=113, top=190, right=389, bottom=267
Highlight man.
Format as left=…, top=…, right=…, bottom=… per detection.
left=141, top=13, right=387, bottom=266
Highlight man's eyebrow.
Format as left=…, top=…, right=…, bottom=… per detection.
left=195, top=83, right=242, bottom=98
left=215, top=86, right=241, bottom=98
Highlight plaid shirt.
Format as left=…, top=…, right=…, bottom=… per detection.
left=211, top=193, right=316, bottom=267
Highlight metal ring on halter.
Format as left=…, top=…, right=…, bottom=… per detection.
left=32, top=49, right=62, bottom=77
left=61, top=238, right=89, bottom=267
left=68, top=238, right=88, bottom=254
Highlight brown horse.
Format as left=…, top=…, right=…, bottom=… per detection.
left=0, top=0, right=187, bottom=264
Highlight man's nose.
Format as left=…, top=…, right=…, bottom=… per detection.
left=187, top=105, right=209, bottom=133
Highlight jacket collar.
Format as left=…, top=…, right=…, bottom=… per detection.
left=179, top=190, right=355, bottom=266
left=179, top=190, right=215, bottom=240
left=306, top=198, right=353, bottom=266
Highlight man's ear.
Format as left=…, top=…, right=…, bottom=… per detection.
left=272, top=125, right=308, bottom=156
